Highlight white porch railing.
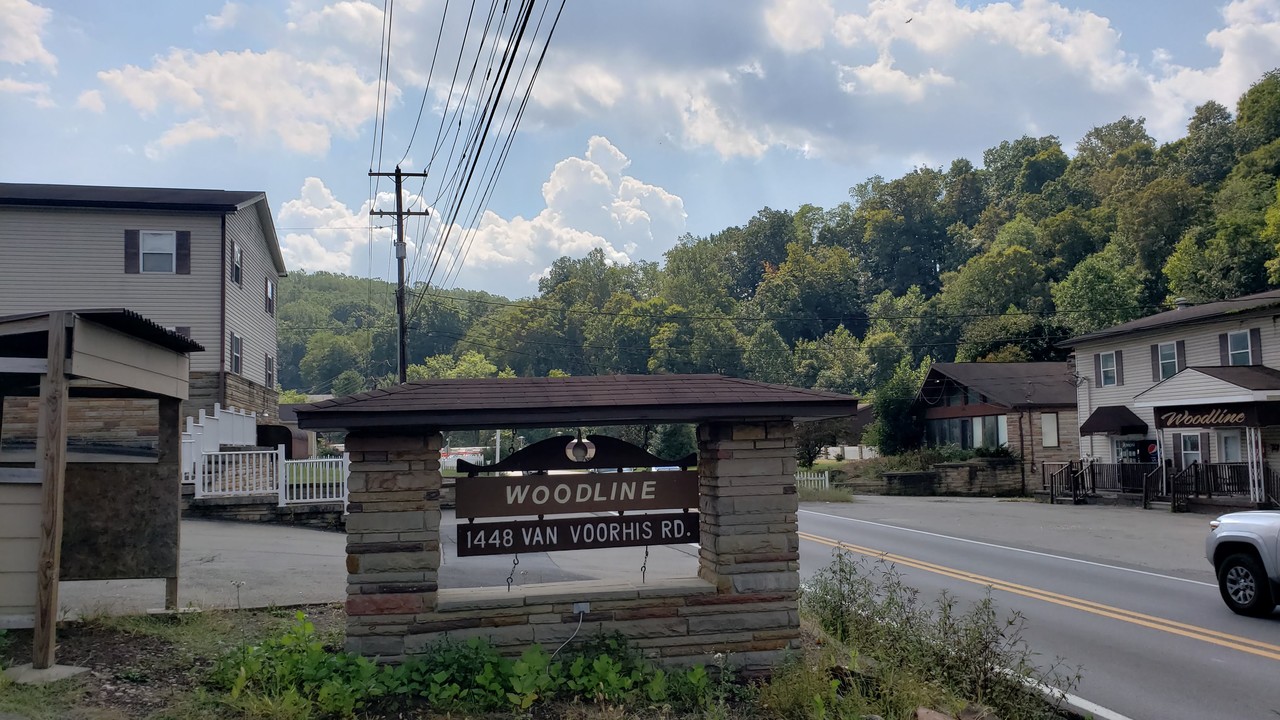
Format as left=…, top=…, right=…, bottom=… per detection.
left=181, top=403, right=258, bottom=479
left=795, top=470, right=830, bottom=490
left=281, top=456, right=349, bottom=506
left=193, top=444, right=350, bottom=507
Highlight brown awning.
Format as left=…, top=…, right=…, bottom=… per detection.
left=1079, top=406, right=1148, bottom=435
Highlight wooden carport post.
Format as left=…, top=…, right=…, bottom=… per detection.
left=32, top=312, right=68, bottom=670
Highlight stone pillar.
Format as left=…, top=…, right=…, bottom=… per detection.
left=696, top=421, right=801, bottom=659
left=343, top=430, right=443, bottom=660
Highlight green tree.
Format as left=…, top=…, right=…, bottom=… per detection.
left=278, top=388, right=309, bottom=404
left=742, top=325, right=796, bottom=384
left=404, top=350, right=514, bottom=380
left=1053, top=241, right=1147, bottom=333
left=299, top=331, right=364, bottom=393
left=864, top=357, right=929, bottom=456
left=1237, top=68, right=1280, bottom=150
left=331, top=369, right=366, bottom=396
left=751, top=242, right=864, bottom=343
left=1174, top=100, right=1240, bottom=187
left=936, top=245, right=1049, bottom=317
left=955, top=313, right=1070, bottom=362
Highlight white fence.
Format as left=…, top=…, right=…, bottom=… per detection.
left=181, top=404, right=258, bottom=479
left=193, top=444, right=349, bottom=507
left=795, top=471, right=830, bottom=491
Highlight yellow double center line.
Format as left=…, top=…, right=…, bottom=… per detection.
left=799, top=531, right=1280, bottom=662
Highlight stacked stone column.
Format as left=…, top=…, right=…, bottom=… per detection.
left=695, top=421, right=802, bottom=666
left=343, top=431, right=443, bottom=659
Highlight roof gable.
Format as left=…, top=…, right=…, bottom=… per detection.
left=1134, top=365, right=1280, bottom=407
left=920, top=362, right=1076, bottom=408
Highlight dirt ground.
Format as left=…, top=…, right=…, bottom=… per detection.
left=0, top=604, right=345, bottom=720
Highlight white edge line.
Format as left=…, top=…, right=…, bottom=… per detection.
left=798, top=508, right=1216, bottom=588
left=999, top=667, right=1137, bottom=720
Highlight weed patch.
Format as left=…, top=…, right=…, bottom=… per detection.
left=802, top=551, right=1081, bottom=720
left=797, top=486, right=856, bottom=503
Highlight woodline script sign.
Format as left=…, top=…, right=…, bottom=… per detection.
left=1155, top=404, right=1256, bottom=429
left=456, top=512, right=699, bottom=556
left=456, top=471, right=698, bottom=519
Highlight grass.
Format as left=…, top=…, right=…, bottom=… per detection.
left=797, top=485, right=856, bottom=503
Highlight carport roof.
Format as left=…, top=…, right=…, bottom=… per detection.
left=293, top=374, right=859, bottom=430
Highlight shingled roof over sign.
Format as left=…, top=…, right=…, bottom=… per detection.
left=293, top=374, right=859, bottom=430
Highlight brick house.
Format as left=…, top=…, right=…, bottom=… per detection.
left=915, top=362, right=1080, bottom=471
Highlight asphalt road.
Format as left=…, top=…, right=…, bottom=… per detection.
left=797, top=497, right=1280, bottom=720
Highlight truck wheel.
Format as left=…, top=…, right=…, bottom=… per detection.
left=1217, top=553, right=1275, bottom=617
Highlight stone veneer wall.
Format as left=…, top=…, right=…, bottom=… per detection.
left=342, top=422, right=802, bottom=675
left=1, top=397, right=158, bottom=456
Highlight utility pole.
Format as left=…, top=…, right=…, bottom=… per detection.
left=369, top=166, right=430, bottom=383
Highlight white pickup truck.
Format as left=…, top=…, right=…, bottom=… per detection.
left=1206, top=511, right=1280, bottom=616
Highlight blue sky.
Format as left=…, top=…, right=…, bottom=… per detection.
left=2, top=0, right=1278, bottom=297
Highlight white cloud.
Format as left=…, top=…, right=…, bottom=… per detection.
left=837, top=54, right=953, bottom=102
left=76, top=89, right=104, bottom=112
left=764, top=0, right=835, bottom=52
left=279, top=137, right=686, bottom=293
left=96, top=49, right=389, bottom=157
left=1148, top=0, right=1280, bottom=137
left=203, top=2, right=242, bottom=31
left=0, top=77, right=51, bottom=106
left=0, top=0, right=56, bottom=69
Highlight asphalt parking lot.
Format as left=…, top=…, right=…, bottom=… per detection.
left=57, top=497, right=1215, bottom=617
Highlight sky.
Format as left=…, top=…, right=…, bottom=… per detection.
left=2, top=0, right=1279, bottom=298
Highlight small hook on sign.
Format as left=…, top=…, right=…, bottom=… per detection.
left=506, top=554, right=520, bottom=592
left=640, top=545, right=649, bottom=584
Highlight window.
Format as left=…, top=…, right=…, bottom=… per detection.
left=231, top=242, right=243, bottom=284
left=1182, top=434, right=1201, bottom=466
left=230, top=333, right=243, bottom=374
left=140, top=231, right=176, bottom=273
left=1158, top=342, right=1178, bottom=380
left=1041, top=412, right=1060, bottom=448
left=265, top=278, right=276, bottom=316
left=1099, top=352, right=1117, bottom=386
left=265, top=354, right=275, bottom=388
left=1228, top=330, right=1251, bottom=366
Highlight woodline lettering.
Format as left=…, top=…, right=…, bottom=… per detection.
left=458, top=471, right=698, bottom=519
left=1159, top=408, right=1249, bottom=427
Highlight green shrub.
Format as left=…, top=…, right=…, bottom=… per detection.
left=210, top=615, right=721, bottom=718
left=802, top=552, right=1080, bottom=720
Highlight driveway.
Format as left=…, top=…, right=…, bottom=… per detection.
left=59, top=498, right=1212, bottom=619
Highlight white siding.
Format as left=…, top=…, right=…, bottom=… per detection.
left=224, top=206, right=281, bottom=394
left=0, top=207, right=223, bottom=372
left=1073, top=313, right=1280, bottom=461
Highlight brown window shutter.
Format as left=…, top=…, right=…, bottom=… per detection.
left=124, top=230, right=140, bottom=273
left=1094, top=353, right=1102, bottom=388
left=1150, top=344, right=1159, bottom=382
left=176, top=231, right=191, bottom=274
left=1219, top=333, right=1229, bottom=365
left=1199, top=431, right=1210, bottom=463
left=1176, top=340, right=1186, bottom=371
left=1173, top=433, right=1183, bottom=469
left=1250, top=328, right=1262, bottom=365
left=1115, top=350, right=1124, bottom=386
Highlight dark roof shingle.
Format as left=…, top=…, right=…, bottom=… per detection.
left=0, top=183, right=263, bottom=212
left=1187, top=365, right=1280, bottom=391
left=294, top=374, right=859, bottom=430
left=1062, top=289, right=1280, bottom=347
left=922, top=362, right=1076, bottom=407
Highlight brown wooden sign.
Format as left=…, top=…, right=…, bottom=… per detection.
left=456, top=471, right=698, bottom=519
left=457, top=512, right=698, bottom=557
